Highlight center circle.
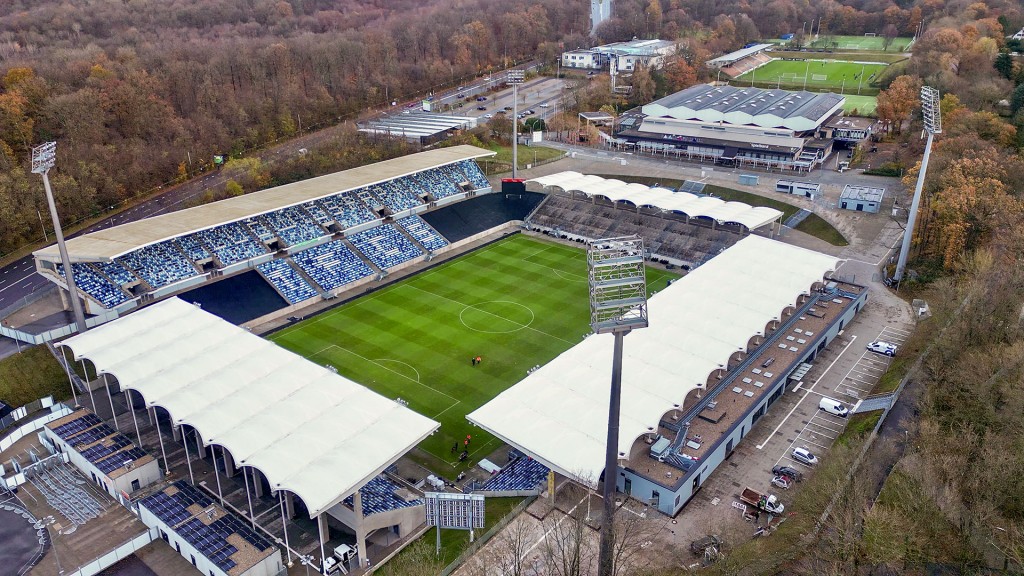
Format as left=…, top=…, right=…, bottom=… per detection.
left=459, top=301, right=535, bottom=334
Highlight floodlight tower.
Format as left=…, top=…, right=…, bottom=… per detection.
left=32, top=142, right=88, bottom=333
left=508, top=69, right=525, bottom=178
left=587, top=235, right=649, bottom=576
left=894, top=86, right=941, bottom=283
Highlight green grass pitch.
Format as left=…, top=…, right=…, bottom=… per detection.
left=808, top=35, right=914, bottom=52
left=735, top=59, right=887, bottom=91
left=269, top=234, right=679, bottom=469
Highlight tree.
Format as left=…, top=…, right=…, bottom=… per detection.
left=539, top=499, right=595, bottom=576
left=875, top=75, right=921, bottom=135
left=882, top=24, right=899, bottom=51
left=994, top=52, right=1014, bottom=80
left=629, top=65, right=656, bottom=106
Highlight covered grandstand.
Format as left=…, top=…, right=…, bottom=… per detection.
left=525, top=172, right=783, bottom=268
left=32, top=146, right=495, bottom=318
left=469, top=235, right=867, bottom=515
left=57, top=297, right=441, bottom=570
left=614, top=84, right=844, bottom=171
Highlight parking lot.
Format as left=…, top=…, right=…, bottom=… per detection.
left=831, top=325, right=911, bottom=400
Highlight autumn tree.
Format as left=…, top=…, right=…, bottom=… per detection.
left=661, top=59, right=697, bottom=93
left=876, top=75, right=921, bottom=135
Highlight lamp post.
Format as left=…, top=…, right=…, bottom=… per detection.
left=508, top=69, right=525, bottom=178
left=32, top=142, right=87, bottom=334
left=894, top=86, right=942, bottom=284
left=587, top=236, right=649, bottom=576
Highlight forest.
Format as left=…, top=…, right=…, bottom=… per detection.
left=4, top=1, right=1024, bottom=571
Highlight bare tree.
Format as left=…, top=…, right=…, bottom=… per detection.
left=540, top=498, right=595, bottom=576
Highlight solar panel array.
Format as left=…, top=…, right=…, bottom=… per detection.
left=67, top=423, right=117, bottom=447
left=678, top=180, right=707, bottom=195
left=95, top=447, right=148, bottom=475
left=51, top=413, right=102, bottom=438
left=140, top=481, right=274, bottom=574
left=79, top=435, right=131, bottom=461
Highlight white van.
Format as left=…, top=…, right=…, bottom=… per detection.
left=818, top=397, right=849, bottom=417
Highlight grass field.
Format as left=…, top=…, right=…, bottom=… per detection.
left=843, top=94, right=878, bottom=115
left=269, top=235, right=677, bottom=468
left=768, top=50, right=909, bottom=64
left=808, top=35, right=914, bottom=52
left=735, top=59, right=887, bottom=91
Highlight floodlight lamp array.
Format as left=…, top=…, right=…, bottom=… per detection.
left=31, top=142, right=57, bottom=174
left=587, top=236, right=649, bottom=334
left=920, top=86, right=941, bottom=135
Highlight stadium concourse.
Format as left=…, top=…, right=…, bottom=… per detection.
left=32, top=145, right=495, bottom=324
left=469, top=235, right=869, bottom=516
left=57, top=297, right=440, bottom=572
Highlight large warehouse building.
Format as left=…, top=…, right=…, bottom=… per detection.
left=469, top=235, right=868, bottom=516
left=614, top=84, right=847, bottom=172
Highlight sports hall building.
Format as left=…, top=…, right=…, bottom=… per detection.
left=614, top=84, right=847, bottom=172
left=470, top=235, right=868, bottom=516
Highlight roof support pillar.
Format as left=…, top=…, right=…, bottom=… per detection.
left=152, top=407, right=169, bottom=475
left=243, top=466, right=257, bottom=530
left=354, top=490, right=368, bottom=568
left=318, top=513, right=329, bottom=568
left=182, top=426, right=195, bottom=484
left=224, top=449, right=236, bottom=478
left=253, top=468, right=265, bottom=497
left=279, top=490, right=293, bottom=567
left=125, top=390, right=142, bottom=448
left=60, top=349, right=78, bottom=406
left=284, top=491, right=295, bottom=519
left=214, top=445, right=225, bottom=508
left=103, top=373, right=120, bottom=431
left=194, top=429, right=206, bottom=458
left=80, top=359, right=98, bottom=416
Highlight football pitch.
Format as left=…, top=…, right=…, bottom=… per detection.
left=808, top=35, right=914, bottom=52
left=269, top=234, right=679, bottom=468
left=735, top=59, right=887, bottom=91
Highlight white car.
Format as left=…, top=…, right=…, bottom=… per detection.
left=483, top=113, right=493, bottom=119
left=792, top=447, right=818, bottom=466
left=867, top=340, right=898, bottom=356
left=539, top=103, right=551, bottom=108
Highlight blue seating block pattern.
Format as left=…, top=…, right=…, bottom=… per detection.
left=263, top=206, right=325, bottom=246
left=195, top=223, right=267, bottom=266
left=318, top=191, right=378, bottom=229
left=457, top=160, right=490, bottom=189
left=257, top=259, right=317, bottom=303
left=174, top=235, right=211, bottom=262
left=372, top=179, right=422, bottom=212
left=480, top=457, right=549, bottom=491
left=95, top=260, right=135, bottom=285
left=116, top=241, right=197, bottom=288
left=416, top=167, right=462, bottom=199
left=57, top=263, right=129, bottom=308
left=347, top=224, right=422, bottom=270
left=343, top=476, right=421, bottom=516
left=397, top=216, right=448, bottom=252
left=291, top=241, right=373, bottom=292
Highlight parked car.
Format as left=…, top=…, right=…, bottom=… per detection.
left=483, top=113, right=493, bottom=119
left=772, top=465, right=803, bottom=482
left=526, top=109, right=535, bottom=115
left=792, top=447, right=818, bottom=466
left=539, top=103, right=551, bottom=108
left=867, top=341, right=898, bottom=356
left=504, top=106, right=513, bottom=111
left=477, top=106, right=487, bottom=110
left=818, top=397, right=849, bottom=417
left=476, top=96, right=487, bottom=101
left=456, top=93, right=466, bottom=99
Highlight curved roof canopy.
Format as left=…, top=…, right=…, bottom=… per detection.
left=467, top=235, right=841, bottom=486
left=527, top=172, right=782, bottom=229
left=58, top=297, right=439, bottom=517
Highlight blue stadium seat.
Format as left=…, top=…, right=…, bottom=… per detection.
left=195, top=223, right=268, bottom=266
left=347, top=224, right=423, bottom=270
left=456, top=160, right=490, bottom=189
left=396, top=216, right=449, bottom=252
left=257, top=259, right=318, bottom=303
left=291, top=241, right=373, bottom=292
left=317, top=191, right=378, bottom=230
left=371, top=178, right=423, bottom=212
left=263, top=206, right=327, bottom=247
left=415, top=166, right=463, bottom=199
left=480, top=457, right=549, bottom=492
left=116, top=241, right=198, bottom=288
left=174, top=235, right=211, bottom=262
left=57, top=263, right=130, bottom=308
left=343, top=475, right=422, bottom=516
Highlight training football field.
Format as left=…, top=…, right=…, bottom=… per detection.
left=735, top=59, right=887, bottom=91
left=269, top=234, right=678, bottom=468
left=808, top=35, right=914, bottom=52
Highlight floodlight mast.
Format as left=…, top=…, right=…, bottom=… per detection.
left=508, top=69, right=525, bottom=178
left=894, top=86, right=941, bottom=284
left=587, top=235, right=649, bottom=576
left=32, top=142, right=88, bottom=334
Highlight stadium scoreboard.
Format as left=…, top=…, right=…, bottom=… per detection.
left=424, top=492, right=485, bottom=530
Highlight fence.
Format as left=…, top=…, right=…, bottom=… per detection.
left=0, top=308, right=120, bottom=345
left=0, top=398, right=69, bottom=455
left=0, top=284, right=57, bottom=323
left=440, top=495, right=538, bottom=576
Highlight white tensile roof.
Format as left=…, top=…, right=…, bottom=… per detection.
left=467, top=235, right=840, bottom=486
left=58, top=298, right=439, bottom=516
left=528, top=172, right=782, bottom=230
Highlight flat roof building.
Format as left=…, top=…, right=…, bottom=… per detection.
left=840, top=184, right=885, bottom=213
left=562, top=39, right=679, bottom=72
left=705, top=44, right=774, bottom=69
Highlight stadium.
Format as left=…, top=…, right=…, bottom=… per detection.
left=16, top=146, right=868, bottom=573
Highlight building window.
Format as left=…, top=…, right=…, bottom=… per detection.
left=131, top=479, right=141, bottom=491
left=191, top=555, right=196, bottom=567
